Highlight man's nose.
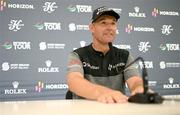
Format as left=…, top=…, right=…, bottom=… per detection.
left=106, top=24, right=114, bottom=30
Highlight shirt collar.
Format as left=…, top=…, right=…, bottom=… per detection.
left=88, top=43, right=112, bottom=57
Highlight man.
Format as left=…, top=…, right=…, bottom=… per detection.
left=66, top=6, right=144, bottom=103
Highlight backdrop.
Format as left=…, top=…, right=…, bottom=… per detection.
left=0, top=0, right=180, bottom=101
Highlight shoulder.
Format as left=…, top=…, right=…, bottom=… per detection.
left=73, top=45, right=91, bottom=58
left=71, top=45, right=92, bottom=63
left=74, top=45, right=89, bottom=53
left=112, top=46, right=129, bottom=57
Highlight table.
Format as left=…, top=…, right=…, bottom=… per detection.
left=0, top=98, right=180, bottom=115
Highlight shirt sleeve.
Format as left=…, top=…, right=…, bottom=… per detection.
left=67, top=52, right=84, bottom=75
left=124, top=54, right=140, bottom=81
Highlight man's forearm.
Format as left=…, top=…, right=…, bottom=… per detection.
left=67, top=72, right=112, bottom=100
left=127, top=76, right=144, bottom=95
left=67, top=72, right=129, bottom=103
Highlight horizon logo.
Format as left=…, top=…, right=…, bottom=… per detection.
left=152, top=8, right=179, bottom=17
left=0, top=0, right=34, bottom=11
left=126, top=24, right=154, bottom=33
left=35, top=81, right=44, bottom=92
left=125, top=24, right=133, bottom=33
left=0, top=0, right=6, bottom=11
left=152, top=8, right=159, bottom=17
left=35, top=82, right=68, bottom=92
left=45, top=84, right=68, bottom=89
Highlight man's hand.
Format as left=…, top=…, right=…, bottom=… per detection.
left=68, top=72, right=128, bottom=104
left=131, top=84, right=144, bottom=96
left=96, top=90, right=128, bottom=104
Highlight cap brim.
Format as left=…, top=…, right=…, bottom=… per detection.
left=92, top=10, right=120, bottom=23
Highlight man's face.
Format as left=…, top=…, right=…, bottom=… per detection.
left=90, top=15, right=118, bottom=44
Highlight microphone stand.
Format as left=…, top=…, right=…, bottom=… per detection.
left=125, top=57, right=164, bottom=104
left=108, top=43, right=163, bottom=103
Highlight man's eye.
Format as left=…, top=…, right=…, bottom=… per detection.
left=101, top=22, right=106, bottom=24
left=112, top=22, right=116, bottom=25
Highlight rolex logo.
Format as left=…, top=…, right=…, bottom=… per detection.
left=134, top=6, right=140, bottom=13
left=80, top=41, right=86, bottom=47
left=46, top=60, right=52, bottom=67
left=169, top=77, right=174, bottom=84
left=12, top=81, right=19, bottom=89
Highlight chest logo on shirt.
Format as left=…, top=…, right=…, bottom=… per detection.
left=83, top=62, right=99, bottom=70
left=108, top=63, right=125, bottom=71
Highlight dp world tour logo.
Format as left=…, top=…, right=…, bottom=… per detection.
left=1, top=41, right=13, bottom=49
left=34, top=23, right=44, bottom=30
left=67, top=5, right=92, bottom=13
left=0, top=0, right=6, bottom=11
left=67, top=5, right=76, bottom=12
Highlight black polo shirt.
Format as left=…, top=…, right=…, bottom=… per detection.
left=67, top=44, right=140, bottom=99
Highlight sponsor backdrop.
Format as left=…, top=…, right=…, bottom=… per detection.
left=0, top=0, right=180, bottom=101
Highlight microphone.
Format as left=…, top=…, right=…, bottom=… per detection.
left=108, top=42, right=164, bottom=103
left=123, top=57, right=164, bottom=103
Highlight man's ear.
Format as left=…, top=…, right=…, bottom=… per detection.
left=89, top=23, right=94, bottom=33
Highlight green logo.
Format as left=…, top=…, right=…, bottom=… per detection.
left=34, top=23, right=44, bottom=30
left=67, top=5, right=76, bottom=12
left=2, top=42, right=12, bottom=49
left=159, top=44, right=166, bottom=51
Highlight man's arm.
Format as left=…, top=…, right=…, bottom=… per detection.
left=123, top=54, right=144, bottom=95
left=126, top=76, right=144, bottom=95
left=67, top=52, right=128, bottom=103
left=67, top=72, right=128, bottom=103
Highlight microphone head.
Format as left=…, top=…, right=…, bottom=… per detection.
left=128, top=92, right=164, bottom=104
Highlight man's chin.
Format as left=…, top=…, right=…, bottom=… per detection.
left=107, top=38, right=115, bottom=43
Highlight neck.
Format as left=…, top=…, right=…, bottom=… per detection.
left=92, top=42, right=110, bottom=55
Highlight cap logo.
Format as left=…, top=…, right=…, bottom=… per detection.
left=96, top=7, right=108, bottom=15
left=92, top=6, right=120, bottom=23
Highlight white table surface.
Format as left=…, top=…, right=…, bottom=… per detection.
left=0, top=98, right=180, bottom=115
